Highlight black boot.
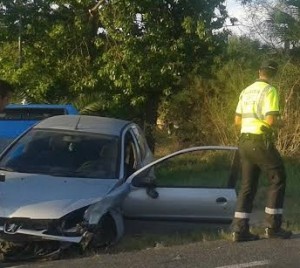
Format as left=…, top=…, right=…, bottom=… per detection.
left=264, top=228, right=292, bottom=239
left=232, top=230, right=260, bottom=242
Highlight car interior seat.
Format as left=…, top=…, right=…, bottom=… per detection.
left=37, top=136, right=73, bottom=168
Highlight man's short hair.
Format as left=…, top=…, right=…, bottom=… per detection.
left=260, top=60, right=278, bottom=78
left=0, top=79, right=14, bottom=98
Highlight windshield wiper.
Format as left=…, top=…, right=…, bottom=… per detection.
left=0, top=167, right=15, bottom=172
left=48, top=170, right=76, bottom=177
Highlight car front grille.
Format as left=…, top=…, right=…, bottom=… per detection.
left=0, top=217, right=55, bottom=231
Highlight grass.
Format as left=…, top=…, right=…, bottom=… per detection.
left=104, top=227, right=228, bottom=254
left=153, top=150, right=236, bottom=188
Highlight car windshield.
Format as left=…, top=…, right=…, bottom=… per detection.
left=0, top=129, right=119, bottom=179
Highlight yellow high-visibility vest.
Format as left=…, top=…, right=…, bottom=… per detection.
left=236, top=80, right=280, bottom=134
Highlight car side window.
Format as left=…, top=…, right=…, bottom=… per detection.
left=124, top=132, right=138, bottom=178
left=147, top=150, right=239, bottom=188
left=131, top=126, right=147, bottom=160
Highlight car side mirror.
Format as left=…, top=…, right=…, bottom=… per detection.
left=131, top=175, right=153, bottom=187
left=146, top=185, right=159, bottom=199
left=131, top=176, right=159, bottom=199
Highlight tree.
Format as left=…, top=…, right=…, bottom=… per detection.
left=161, top=36, right=268, bottom=147
left=0, top=0, right=230, bottom=151
left=90, top=0, right=229, bottom=150
left=237, top=0, right=300, bottom=50
left=0, top=0, right=102, bottom=102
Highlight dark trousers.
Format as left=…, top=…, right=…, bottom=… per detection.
left=232, top=134, right=286, bottom=232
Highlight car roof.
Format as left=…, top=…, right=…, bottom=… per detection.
left=33, top=115, right=132, bottom=136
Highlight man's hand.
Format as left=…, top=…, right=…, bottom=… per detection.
left=234, top=115, right=241, bottom=140
left=265, top=115, right=284, bottom=129
left=234, top=115, right=242, bottom=130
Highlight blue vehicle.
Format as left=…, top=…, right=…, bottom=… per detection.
left=0, top=104, right=79, bottom=152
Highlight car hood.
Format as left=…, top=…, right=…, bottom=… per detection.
left=0, top=172, right=118, bottom=219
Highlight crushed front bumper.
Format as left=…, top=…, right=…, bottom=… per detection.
left=0, top=225, right=84, bottom=243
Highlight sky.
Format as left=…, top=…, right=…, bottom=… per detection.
left=227, top=0, right=245, bottom=17
left=225, top=0, right=249, bottom=36
left=225, top=0, right=274, bottom=43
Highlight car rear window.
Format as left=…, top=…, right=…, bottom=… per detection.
left=0, top=108, right=66, bottom=120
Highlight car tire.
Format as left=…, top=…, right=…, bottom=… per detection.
left=91, top=213, right=117, bottom=248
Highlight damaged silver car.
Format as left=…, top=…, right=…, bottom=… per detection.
left=0, top=115, right=239, bottom=260
left=0, top=115, right=153, bottom=259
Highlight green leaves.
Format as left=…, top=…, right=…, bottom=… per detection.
left=0, top=0, right=230, bottom=150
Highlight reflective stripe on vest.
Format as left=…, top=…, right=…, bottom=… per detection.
left=242, top=113, right=258, bottom=119
left=256, top=85, right=272, bottom=120
left=234, top=212, right=251, bottom=219
left=265, top=207, right=283, bottom=215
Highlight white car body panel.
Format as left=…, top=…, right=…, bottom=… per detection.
left=123, top=187, right=236, bottom=220
left=0, top=172, right=117, bottom=219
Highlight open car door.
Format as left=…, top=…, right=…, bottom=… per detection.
left=122, top=146, right=240, bottom=223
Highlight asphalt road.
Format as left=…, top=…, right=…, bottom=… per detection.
left=3, top=233, right=300, bottom=268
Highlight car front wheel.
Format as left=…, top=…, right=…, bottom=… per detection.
left=90, top=213, right=117, bottom=248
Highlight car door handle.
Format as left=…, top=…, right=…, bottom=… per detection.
left=216, top=197, right=227, bottom=203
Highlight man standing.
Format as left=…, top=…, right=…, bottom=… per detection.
left=232, top=60, right=292, bottom=242
left=0, top=79, right=13, bottom=112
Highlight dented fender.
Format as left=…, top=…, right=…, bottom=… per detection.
left=84, top=182, right=130, bottom=229
left=83, top=183, right=130, bottom=243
